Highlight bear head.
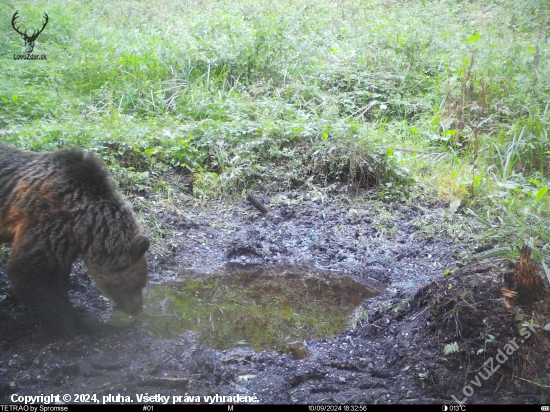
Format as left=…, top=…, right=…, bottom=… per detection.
left=85, top=234, right=150, bottom=315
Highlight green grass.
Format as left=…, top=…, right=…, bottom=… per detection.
left=1, top=0, right=549, bottom=259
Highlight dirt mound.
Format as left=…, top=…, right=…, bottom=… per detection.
left=350, top=259, right=550, bottom=404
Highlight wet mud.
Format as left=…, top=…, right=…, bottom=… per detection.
left=1, top=187, right=547, bottom=404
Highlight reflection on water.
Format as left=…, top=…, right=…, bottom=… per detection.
left=112, top=268, right=379, bottom=358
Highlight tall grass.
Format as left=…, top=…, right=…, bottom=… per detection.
left=1, top=0, right=549, bottom=256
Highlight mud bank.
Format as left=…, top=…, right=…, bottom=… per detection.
left=1, top=190, right=546, bottom=404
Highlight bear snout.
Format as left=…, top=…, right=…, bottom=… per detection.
left=121, top=294, right=143, bottom=315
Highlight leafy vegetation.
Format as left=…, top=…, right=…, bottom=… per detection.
left=1, top=0, right=549, bottom=259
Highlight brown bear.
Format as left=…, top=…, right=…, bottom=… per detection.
left=0, top=143, right=149, bottom=333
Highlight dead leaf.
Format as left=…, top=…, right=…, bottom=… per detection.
left=449, top=199, right=461, bottom=214
left=502, top=288, right=518, bottom=298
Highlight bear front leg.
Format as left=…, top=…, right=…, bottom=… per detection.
left=7, top=235, right=81, bottom=335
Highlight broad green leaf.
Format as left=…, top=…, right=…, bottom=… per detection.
left=535, top=186, right=548, bottom=201
left=464, top=32, right=480, bottom=42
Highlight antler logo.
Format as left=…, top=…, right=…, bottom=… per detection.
left=11, top=11, right=49, bottom=54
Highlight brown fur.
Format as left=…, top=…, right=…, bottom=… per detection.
left=0, top=143, right=149, bottom=332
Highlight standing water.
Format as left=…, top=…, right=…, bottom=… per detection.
left=112, top=267, right=380, bottom=358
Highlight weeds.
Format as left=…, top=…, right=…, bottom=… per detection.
left=1, top=0, right=549, bottom=253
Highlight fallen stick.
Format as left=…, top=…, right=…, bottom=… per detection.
left=246, top=193, right=270, bottom=214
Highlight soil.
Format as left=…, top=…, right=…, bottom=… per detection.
left=1, top=182, right=549, bottom=405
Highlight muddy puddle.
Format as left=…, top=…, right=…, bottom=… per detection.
left=112, top=267, right=380, bottom=358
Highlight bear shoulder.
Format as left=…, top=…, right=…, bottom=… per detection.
left=49, top=148, right=120, bottom=201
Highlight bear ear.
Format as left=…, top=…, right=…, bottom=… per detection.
left=130, top=234, right=150, bottom=261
